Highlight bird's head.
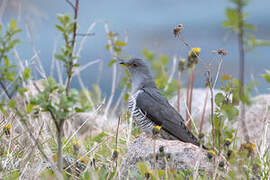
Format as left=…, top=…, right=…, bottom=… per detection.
left=120, top=58, right=155, bottom=91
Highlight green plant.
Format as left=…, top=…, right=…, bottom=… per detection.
left=223, top=0, right=270, bottom=143
left=142, top=48, right=177, bottom=98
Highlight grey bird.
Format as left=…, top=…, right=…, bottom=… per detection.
left=120, top=58, right=206, bottom=148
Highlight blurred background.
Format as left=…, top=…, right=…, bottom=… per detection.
left=1, top=0, right=270, bottom=98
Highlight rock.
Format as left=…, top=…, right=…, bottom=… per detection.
left=119, top=134, right=228, bottom=179
left=244, top=94, right=270, bottom=145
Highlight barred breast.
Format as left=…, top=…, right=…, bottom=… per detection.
left=128, top=90, right=154, bottom=133
left=128, top=90, right=178, bottom=140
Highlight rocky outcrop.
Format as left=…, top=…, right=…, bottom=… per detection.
left=119, top=134, right=228, bottom=179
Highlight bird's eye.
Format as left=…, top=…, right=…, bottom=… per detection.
left=132, top=63, right=138, bottom=67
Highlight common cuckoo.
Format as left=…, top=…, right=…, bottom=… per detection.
left=120, top=58, right=205, bottom=148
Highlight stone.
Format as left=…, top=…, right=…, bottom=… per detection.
left=119, top=134, right=228, bottom=179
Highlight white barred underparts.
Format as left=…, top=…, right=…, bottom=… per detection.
left=128, top=90, right=154, bottom=133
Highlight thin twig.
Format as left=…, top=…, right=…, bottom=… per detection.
left=177, top=71, right=181, bottom=112
left=65, top=0, right=79, bottom=95
left=186, top=69, right=191, bottom=123
left=187, top=66, right=196, bottom=130
left=237, top=2, right=250, bottom=143
left=213, top=55, right=224, bottom=89
left=65, top=0, right=75, bottom=9
left=115, top=115, right=121, bottom=168
left=208, top=70, right=215, bottom=150
left=164, top=56, right=177, bottom=91
left=199, top=89, right=209, bottom=133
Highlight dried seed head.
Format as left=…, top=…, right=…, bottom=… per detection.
left=152, top=126, right=162, bottom=135
left=218, top=161, right=225, bottom=168
left=217, top=49, right=227, bottom=56
left=207, top=150, right=215, bottom=160
left=145, top=170, right=152, bottom=179
left=73, top=141, right=81, bottom=151
left=178, top=58, right=186, bottom=72
left=173, top=24, right=183, bottom=37
left=227, top=149, right=234, bottom=159
left=112, top=149, right=120, bottom=160
left=224, top=138, right=232, bottom=146
left=198, top=132, right=205, bottom=139
left=3, top=124, right=11, bottom=136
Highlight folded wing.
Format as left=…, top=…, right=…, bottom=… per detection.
left=136, top=87, right=201, bottom=147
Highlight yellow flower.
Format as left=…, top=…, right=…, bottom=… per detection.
left=250, top=143, right=256, bottom=151
left=114, top=149, right=120, bottom=153
left=154, top=126, right=162, bottom=131
left=3, top=124, right=11, bottom=135
left=152, top=126, right=162, bottom=135
left=192, top=47, right=201, bottom=53
left=5, top=124, right=11, bottom=130
left=52, top=154, right=58, bottom=162
left=207, top=150, right=215, bottom=159
left=225, top=138, right=232, bottom=146
left=73, top=141, right=81, bottom=146
left=208, top=150, right=216, bottom=156
left=145, top=170, right=152, bottom=179
left=180, top=58, right=186, bottom=63
left=73, top=141, right=81, bottom=151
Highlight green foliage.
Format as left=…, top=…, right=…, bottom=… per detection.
left=0, top=20, right=21, bottom=83
left=105, top=30, right=131, bottom=101
left=0, top=19, right=24, bottom=114
left=223, top=0, right=270, bottom=51
left=30, top=78, right=86, bottom=121
left=143, top=48, right=177, bottom=98
left=262, top=70, right=270, bottom=85
left=55, top=14, right=79, bottom=77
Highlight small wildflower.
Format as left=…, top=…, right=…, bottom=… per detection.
left=166, top=152, right=171, bottom=160
left=79, top=157, right=87, bottom=164
left=217, top=49, right=227, bottom=56
left=152, top=126, right=162, bottom=135
left=3, top=124, right=11, bottom=136
left=224, top=138, right=232, bottom=146
left=187, top=48, right=200, bottom=67
left=145, top=170, right=152, bottom=179
left=218, top=161, right=225, bottom=168
left=73, top=141, right=81, bottom=151
left=250, top=143, right=256, bottom=151
left=226, top=149, right=235, bottom=159
left=173, top=24, right=183, bottom=37
left=52, top=154, right=58, bottom=162
left=178, top=58, right=186, bottom=72
left=192, top=47, right=201, bottom=53
left=207, top=150, right=215, bottom=160
left=240, top=143, right=256, bottom=156
left=159, top=146, right=164, bottom=153
left=198, top=132, right=205, bottom=139
left=112, top=149, right=120, bottom=160
left=159, top=146, right=165, bottom=157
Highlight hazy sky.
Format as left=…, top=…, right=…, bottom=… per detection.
left=1, top=0, right=270, bottom=96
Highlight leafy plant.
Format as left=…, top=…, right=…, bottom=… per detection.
left=142, top=48, right=177, bottom=98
